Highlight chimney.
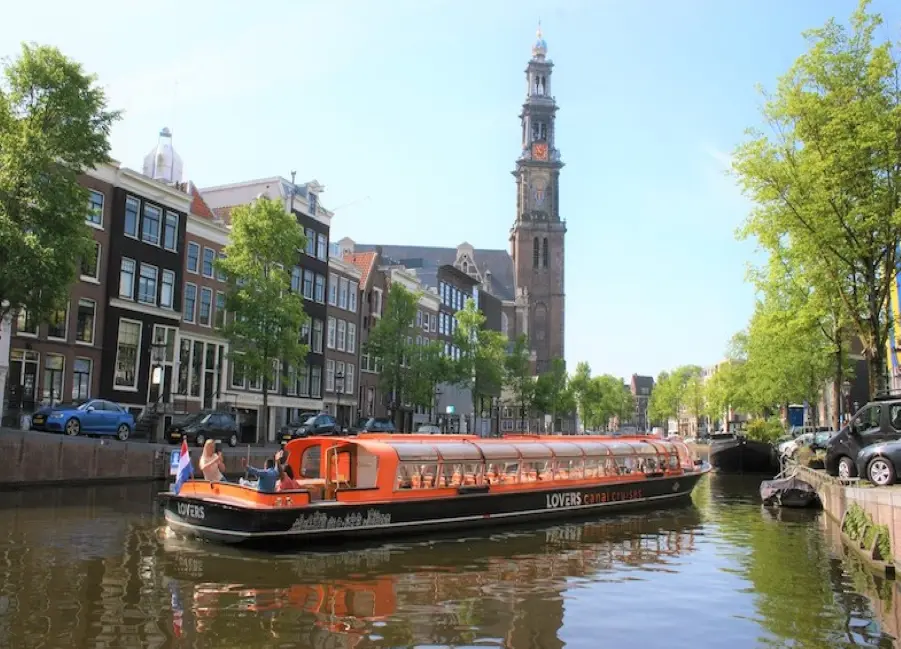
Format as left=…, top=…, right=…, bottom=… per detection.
left=375, top=245, right=383, bottom=260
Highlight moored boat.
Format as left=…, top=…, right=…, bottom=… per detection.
left=709, top=433, right=779, bottom=475
left=159, top=433, right=709, bottom=548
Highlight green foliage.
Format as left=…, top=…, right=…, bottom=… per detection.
left=569, top=365, right=634, bottom=431
left=364, top=283, right=420, bottom=412
left=647, top=365, right=702, bottom=424
left=407, top=339, right=453, bottom=412
left=0, top=44, right=120, bottom=325
left=533, top=358, right=575, bottom=427
left=843, top=504, right=869, bottom=543
left=452, top=298, right=507, bottom=415
left=216, top=197, right=309, bottom=440
left=745, top=418, right=785, bottom=443
left=504, top=334, right=536, bottom=424
left=731, top=0, right=901, bottom=396
left=875, top=524, right=893, bottom=563
left=703, top=360, right=750, bottom=422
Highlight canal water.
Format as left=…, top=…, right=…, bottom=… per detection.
left=0, top=475, right=897, bottom=649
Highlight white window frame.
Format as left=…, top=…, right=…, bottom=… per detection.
left=230, top=352, right=246, bottom=390
left=187, top=242, right=200, bottom=274
left=372, top=287, right=383, bottom=317
left=327, top=317, right=336, bottom=349
left=347, top=323, right=356, bottom=354
left=86, top=189, right=104, bottom=228
left=138, top=263, right=159, bottom=305
left=348, top=281, right=358, bottom=313
left=80, top=241, right=101, bottom=282
left=164, top=211, right=179, bottom=252
left=302, top=269, right=314, bottom=300
left=199, top=287, right=213, bottom=327
left=124, top=195, right=140, bottom=239
left=312, top=319, right=323, bottom=353
left=119, top=257, right=136, bottom=300
left=336, top=319, right=346, bottom=352
left=47, top=303, right=69, bottom=342
left=338, top=277, right=348, bottom=310
left=315, top=274, right=326, bottom=303
left=305, top=228, right=315, bottom=256
left=310, top=365, right=322, bottom=398
left=345, top=364, right=354, bottom=395
left=202, top=247, right=216, bottom=279
left=316, top=234, right=327, bottom=260
left=75, top=298, right=96, bottom=346
left=183, top=282, right=197, bottom=323
left=114, top=318, right=143, bottom=391
left=142, top=203, right=161, bottom=246
left=325, top=359, right=335, bottom=392
left=15, top=308, right=37, bottom=337
left=328, top=274, right=338, bottom=306
left=160, top=270, right=175, bottom=309
left=72, top=357, right=92, bottom=401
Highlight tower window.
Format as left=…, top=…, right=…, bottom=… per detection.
left=531, top=121, right=547, bottom=142
left=542, top=238, right=549, bottom=268
left=533, top=238, right=540, bottom=268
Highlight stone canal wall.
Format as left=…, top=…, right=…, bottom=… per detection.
left=796, top=465, right=901, bottom=568
left=0, top=428, right=277, bottom=488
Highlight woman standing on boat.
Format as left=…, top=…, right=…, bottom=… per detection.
left=199, top=440, right=227, bottom=482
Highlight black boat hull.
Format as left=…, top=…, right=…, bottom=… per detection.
left=160, top=469, right=709, bottom=548
left=710, top=438, right=779, bottom=475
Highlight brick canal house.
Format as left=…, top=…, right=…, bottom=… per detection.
left=323, top=246, right=362, bottom=429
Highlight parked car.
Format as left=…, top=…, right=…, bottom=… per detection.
left=359, top=417, right=397, bottom=434
left=280, top=413, right=338, bottom=442
left=167, top=410, right=239, bottom=448
left=278, top=410, right=320, bottom=441
left=856, top=440, right=901, bottom=486
left=826, top=398, right=901, bottom=478
left=417, top=424, right=441, bottom=434
left=33, top=399, right=135, bottom=440
left=345, top=418, right=369, bottom=436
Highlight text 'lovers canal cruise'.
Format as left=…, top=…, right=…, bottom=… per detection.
left=159, top=433, right=709, bottom=547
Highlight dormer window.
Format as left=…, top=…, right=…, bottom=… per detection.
left=309, top=193, right=318, bottom=216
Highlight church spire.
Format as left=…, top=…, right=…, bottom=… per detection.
left=532, top=21, right=548, bottom=60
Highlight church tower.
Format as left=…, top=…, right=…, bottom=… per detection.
left=510, top=26, right=566, bottom=374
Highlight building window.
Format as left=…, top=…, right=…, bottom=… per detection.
left=325, top=359, right=335, bottom=392
left=533, top=237, right=539, bottom=268
left=87, top=190, right=104, bottom=227
left=337, top=319, right=346, bottom=352
left=138, top=264, right=159, bottom=305
left=75, top=299, right=95, bottom=345
left=199, top=287, right=213, bottom=326
left=187, top=242, right=200, bottom=273
left=291, top=267, right=302, bottom=293
left=314, top=274, right=325, bottom=303
left=16, top=308, right=37, bottom=336
left=114, top=319, right=142, bottom=389
left=310, top=365, right=322, bottom=398
left=202, top=248, right=215, bottom=278
left=316, top=234, right=327, bottom=260
left=160, top=270, right=175, bottom=309
left=164, top=212, right=179, bottom=251
left=47, top=305, right=68, bottom=340
left=80, top=242, right=101, bottom=281
left=347, top=323, right=356, bottom=354
left=298, top=365, right=309, bottom=396
left=309, top=193, right=318, bottom=216
left=43, top=354, right=65, bottom=404
left=183, top=283, right=197, bottom=323
left=230, top=355, right=246, bottom=390
left=300, top=321, right=311, bottom=345
left=348, top=281, right=358, bottom=312
left=542, top=237, right=549, bottom=268
left=328, top=274, right=338, bottom=305
left=345, top=364, right=354, bottom=395
left=327, top=317, right=336, bottom=349
left=302, top=270, right=314, bottom=300
left=338, top=277, right=348, bottom=309
left=373, top=288, right=382, bottom=316
left=215, top=291, right=226, bottom=328
left=124, top=196, right=139, bottom=238
left=312, top=319, right=323, bottom=353
left=72, top=358, right=91, bottom=401
left=305, top=228, right=315, bottom=256
left=142, top=203, right=161, bottom=245
left=286, top=365, right=298, bottom=396
left=216, top=252, right=227, bottom=281
left=119, top=258, right=136, bottom=300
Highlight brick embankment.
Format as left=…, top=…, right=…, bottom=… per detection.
left=795, top=464, right=901, bottom=569
left=0, top=428, right=279, bottom=488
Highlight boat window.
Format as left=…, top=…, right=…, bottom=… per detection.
left=668, top=454, right=679, bottom=469
left=436, top=442, right=483, bottom=462
left=438, top=462, right=483, bottom=487
left=543, top=441, right=583, bottom=458
left=573, top=441, right=611, bottom=457
left=475, top=442, right=521, bottom=460
left=485, top=460, right=519, bottom=484
left=521, top=459, right=551, bottom=481
left=355, top=447, right=379, bottom=489
left=515, top=443, right=554, bottom=460
left=607, top=442, right=637, bottom=456
left=301, top=445, right=322, bottom=479
left=389, top=443, right=440, bottom=463
left=583, top=457, right=600, bottom=477
left=554, top=457, right=583, bottom=479
left=640, top=454, right=660, bottom=473
left=396, top=463, right=416, bottom=489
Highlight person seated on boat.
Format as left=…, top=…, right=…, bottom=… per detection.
left=241, top=450, right=285, bottom=492
left=277, top=464, right=301, bottom=491
left=396, top=465, right=413, bottom=489
left=199, top=439, right=227, bottom=483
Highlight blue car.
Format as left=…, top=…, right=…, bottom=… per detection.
left=34, top=399, right=135, bottom=441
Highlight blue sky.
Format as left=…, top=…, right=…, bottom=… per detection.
left=4, top=0, right=898, bottom=380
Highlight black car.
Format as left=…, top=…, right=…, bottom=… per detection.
left=280, top=413, right=338, bottom=442
left=856, top=439, right=901, bottom=486
left=825, top=398, right=901, bottom=479
left=167, top=410, right=239, bottom=448
left=359, top=417, right=397, bottom=434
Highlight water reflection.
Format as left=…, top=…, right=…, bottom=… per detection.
left=0, top=479, right=897, bottom=648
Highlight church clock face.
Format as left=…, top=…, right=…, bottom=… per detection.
left=532, top=142, right=549, bottom=161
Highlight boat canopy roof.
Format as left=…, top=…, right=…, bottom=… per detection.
left=349, top=436, right=684, bottom=464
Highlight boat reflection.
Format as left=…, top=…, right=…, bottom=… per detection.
left=160, top=506, right=702, bottom=647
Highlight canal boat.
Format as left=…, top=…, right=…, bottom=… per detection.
left=158, top=434, right=709, bottom=547
left=709, top=432, right=780, bottom=475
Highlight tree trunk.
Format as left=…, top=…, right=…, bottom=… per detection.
left=867, top=351, right=887, bottom=399
left=832, top=344, right=843, bottom=431
left=261, top=376, right=269, bottom=445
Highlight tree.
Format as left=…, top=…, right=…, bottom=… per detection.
left=732, top=0, right=901, bottom=396
left=216, top=197, right=308, bottom=443
left=703, top=361, right=750, bottom=427
left=533, top=358, right=575, bottom=431
left=568, top=361, right=593, bottom=429
left=365, top=282, right=419, bottom=422
left=504, top=334, right=536, bottom=430
left=647, top=366, right=702, bottom=430
left=453, top=298, right=507, bottom=427
left=407, top=339, right=453, bottom=419
left=0, top=44, right=119, bottom=331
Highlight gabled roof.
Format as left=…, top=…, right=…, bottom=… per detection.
left=189, top=183, right=216, bottom=220
left=344, top=252, right=378, bottom=288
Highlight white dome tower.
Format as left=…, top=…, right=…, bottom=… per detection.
left=142, top=127, right=184, bottom=185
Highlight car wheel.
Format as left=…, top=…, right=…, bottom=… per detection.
left=195, top=434, right=206, bottom=448
left=65, top=418, right=80, bottom=436
left=868, top=457, right=896, bottom=486
left=116, top=424, right=130, bottom=442
left=837, top=456, right=856, bottom=479
left=228, top=434, right=238, bottom=448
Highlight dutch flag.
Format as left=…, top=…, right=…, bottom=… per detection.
left=174, top=438, right=193, bottom=495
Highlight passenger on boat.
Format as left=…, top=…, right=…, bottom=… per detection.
left=277, top=464, right=301, bottom=491
left=240, top=450, right=285, bottom=492
left=198, top=440, right=227, bottom=482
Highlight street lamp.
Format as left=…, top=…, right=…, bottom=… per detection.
left=335, top=371, right=345, bottom=430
